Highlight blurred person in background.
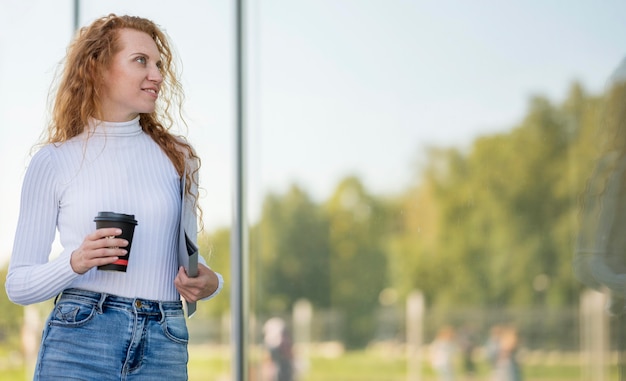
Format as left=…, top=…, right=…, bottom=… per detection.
left=429, top=325, right=457, bottom=381
left=491, top=325, right=522, bottom=381
left=457, top=323, right=477, bottom=379
left=484, top=325, right=503, bottom=373
left=5, top=14, right=223, bottom=380
left=263, top=317, right=295, bottom=381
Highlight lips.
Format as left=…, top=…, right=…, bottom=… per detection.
left=142, top=87, right=159, bottom=98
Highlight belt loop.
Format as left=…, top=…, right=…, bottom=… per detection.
left=97, top=292, right=107, bottom=314
left=158, top=302, right=166, bottom=323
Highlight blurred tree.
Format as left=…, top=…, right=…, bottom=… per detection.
left=325, top=176, right=388, bottom=348
left=205, top=81, right=609, bottom=348
left=0, top=266, right=25, bottom=347
left=253, top=184, right=331, bottom=315
left=390, top=83, right=604, bottom=312
left=386, top=178, right=440, bottom=303
left=197, top=228, right=231, bottom=317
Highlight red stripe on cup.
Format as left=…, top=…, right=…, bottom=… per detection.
left=113, top=259, right=129, bottom=266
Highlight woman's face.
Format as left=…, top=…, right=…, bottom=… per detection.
left=100, top=28, right=163, bottom=122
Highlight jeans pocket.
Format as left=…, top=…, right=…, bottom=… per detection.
left=50, top=300, right=97, bottom=327
left=161, top=313, right=189, bottom=344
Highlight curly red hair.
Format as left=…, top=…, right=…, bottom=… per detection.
left=46, top=14, right=202, bottom=222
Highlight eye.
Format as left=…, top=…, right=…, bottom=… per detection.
left=135, top=56, right=147, bottom=65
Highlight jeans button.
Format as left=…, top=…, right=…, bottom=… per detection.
left=135, top=300, right=142, bottom=308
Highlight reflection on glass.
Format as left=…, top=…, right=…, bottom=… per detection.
left=2, top=2, right=626, bottom=380
left=246, top=2, right=626, bottom=381
left=575, top=56, right=626, bottom=377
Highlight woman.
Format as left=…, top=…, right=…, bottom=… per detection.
left=5, top=14, right=223, bottom=380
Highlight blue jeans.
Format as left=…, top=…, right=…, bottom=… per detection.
left=34, top=288, right=189, bottom=380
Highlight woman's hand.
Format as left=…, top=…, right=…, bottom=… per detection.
left=70, top=228, right=128, bottom=274
left=175, top=263, right=220, bottom=303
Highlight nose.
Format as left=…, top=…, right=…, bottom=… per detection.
left=148, top=65, right=163, bottom=84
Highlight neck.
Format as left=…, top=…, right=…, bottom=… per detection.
left=86, top=116, right=142, bottom=137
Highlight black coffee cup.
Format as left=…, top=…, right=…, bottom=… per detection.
left=94, top=212, right=138, bottom=272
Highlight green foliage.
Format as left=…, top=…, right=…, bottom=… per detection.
left=389, top=83, right=605, bottom=312
left=0, top=266, right=24, bottom=347
left=324, top=177, right=389, bottom=347
left=197, top=228, right=231, bottom=317
left=252, top=185, right=332, bottom=314
left=234, top=81, right=616, bottom=347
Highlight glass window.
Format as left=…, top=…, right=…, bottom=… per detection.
left=246, top=2, right=626, bottom=381
left=2, top=2, right=626, bottom=380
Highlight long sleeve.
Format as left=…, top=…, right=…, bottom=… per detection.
left=6, top=147, right=80, bottom=305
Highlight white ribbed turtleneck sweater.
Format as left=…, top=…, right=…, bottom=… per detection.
left=7, top=117, right=213, bottom=305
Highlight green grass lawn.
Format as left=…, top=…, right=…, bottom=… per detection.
left=0, top=346, right=602, bottom=381
left=185, top=346, right=589, bottom=381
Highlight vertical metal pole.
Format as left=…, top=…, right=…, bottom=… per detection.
left=232, top=0, right=249, bottom=380
left=73, top=0, right=80, bottom=31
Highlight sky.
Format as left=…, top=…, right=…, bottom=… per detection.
left=1, top=0, right=625, bottom=264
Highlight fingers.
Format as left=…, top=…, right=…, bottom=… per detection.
left=175, top=266, right=198, bottom=302
left=90, top=228, right=129, bottom=250
left=71, top=247, right=118, bottom=275
left=98, top=237, right=129, bottom=250
left=70, top=228, right=129, bottom=274
left=89, top=227, right=122, bottom=240
left=175, top=265, right=219, bottom=303
left=175, top=266, right=189, bottom=285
